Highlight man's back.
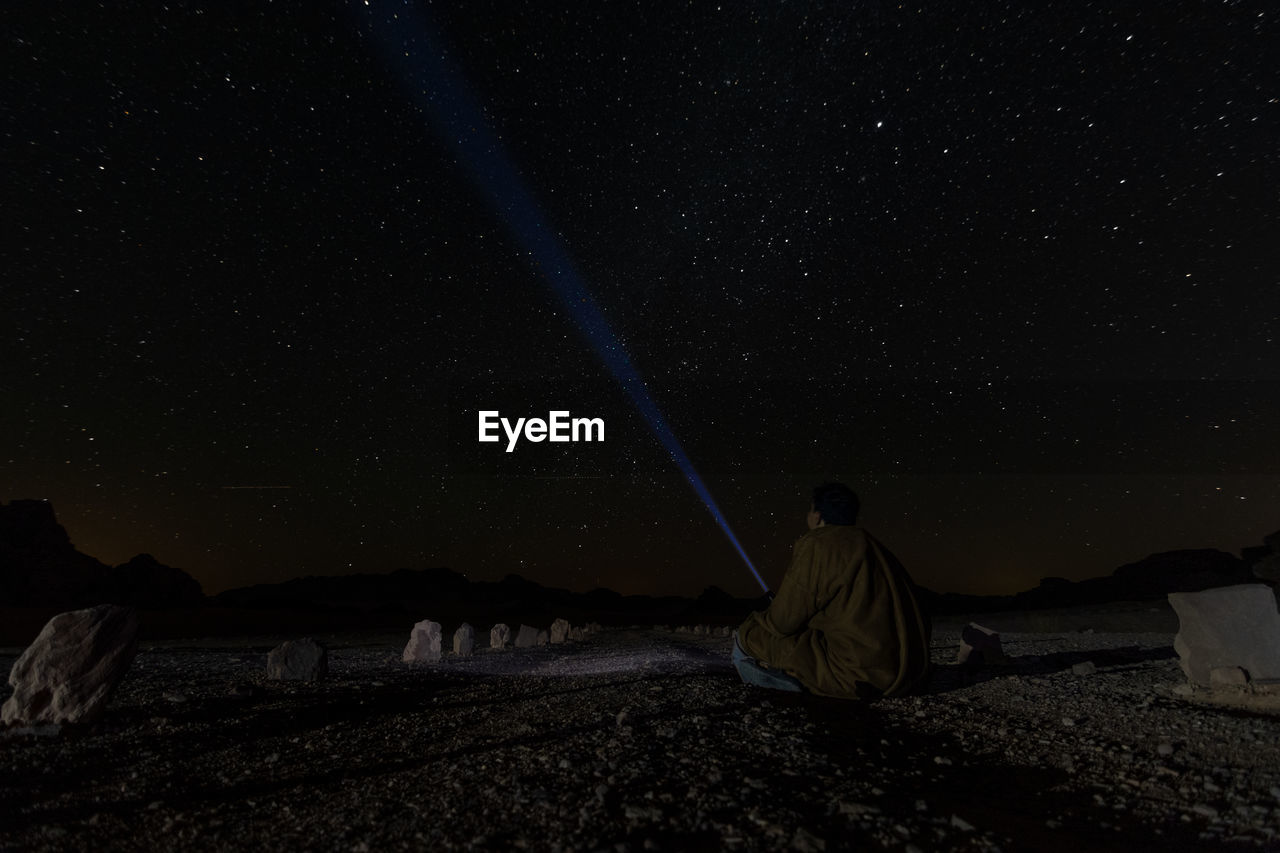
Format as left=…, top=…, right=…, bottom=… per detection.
left=737, top=525, right=932, bottom=699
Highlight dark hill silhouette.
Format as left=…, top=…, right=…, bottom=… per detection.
left=5, top=499, right=1275, bottom=625
left=212, top=567, right=761, bottom=628
left=916, top=547, right=1258, bottom=615
left=0, top=499, right=204, bottom=609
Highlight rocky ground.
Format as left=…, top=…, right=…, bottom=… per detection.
left=3, top=623, right=1279, bottom=852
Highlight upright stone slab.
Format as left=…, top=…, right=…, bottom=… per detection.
left=1, top=604, right=138, bottom=726
left=267, top=638, right=328, bottom=682
left=453, top=623, right=475, bottom=656
left=403, top=619, right=443, bottom=663
left=490, top=623, right=511, bottom=649
left=514, top=624, right=539, bottom=648
left=536, top=629, right=549, bottom=646
left=1168, top=584, right=1280, bottom=686
left=956, top=622, right=1005, bottom=666
left=569, top=626, right=584, bottom=642
left=550, top=618, right=571, bottom=644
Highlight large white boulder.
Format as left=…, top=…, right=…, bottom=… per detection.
left=490, top=623, right=511, bottom=649
left=550, top=618, right=571, bottom=644
left=1168, top=584, right=1280, bottom=686
left=1, top=604, right=139, bottom=726
left=403, top=619, right=443, bottom=663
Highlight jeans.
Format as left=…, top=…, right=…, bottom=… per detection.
left=732, top=631, right=804, bottom=692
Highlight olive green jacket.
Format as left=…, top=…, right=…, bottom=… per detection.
left=737, top=525, right=932, bottom=699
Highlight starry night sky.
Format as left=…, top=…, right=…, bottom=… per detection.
left=4, top=1, right=1278, bottom=599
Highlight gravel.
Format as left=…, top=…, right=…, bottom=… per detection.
left=2, top=623, right=1279, bottom=851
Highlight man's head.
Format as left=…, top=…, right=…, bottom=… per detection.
left=809, top=482, right=860, bottom=528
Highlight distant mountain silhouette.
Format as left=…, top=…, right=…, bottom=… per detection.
left=213, top=568, right=767, bottom=627
left=5, top=499, right=1275, bottom=620
left=916, top=547, right=1259, bottom=615
left=0, top=499, right=203, bottom=608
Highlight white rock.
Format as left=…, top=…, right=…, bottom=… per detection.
left=402, top=619, right=443, bottom=662
left=536, top=630, right=549, bottom=646
left=1, top=604, right=139, bottom=726
left=453, top=623, right=475, bottom=656
left=1168, top=584, right=1280, bottom=686
left=550, top=618, right=571, bottom=644
left=490, top=623, right=511, bottom=649
left=514, top=624, right=539, bottom=648
left=956, top=622, right=1004, bottom=665
left=266, top=638, right=327, bottom=681
left=569, top=626, right=584, bottom=642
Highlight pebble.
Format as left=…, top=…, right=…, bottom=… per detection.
left=1157, top=742, right=1175, bottom=757
left=790, top=827, right=825, bottom=851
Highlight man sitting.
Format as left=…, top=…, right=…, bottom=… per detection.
left=734, top=483, right=932, bottom=699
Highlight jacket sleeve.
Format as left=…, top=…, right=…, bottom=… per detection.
left=758, top=535, right=820, bottom=637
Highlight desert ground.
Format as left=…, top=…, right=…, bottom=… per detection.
left=3, top=611, right=1279, bottom=852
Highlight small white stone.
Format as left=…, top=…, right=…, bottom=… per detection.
left=267, top=638, right=327, bottom=682
left=453, top=623, right=475, bottom=656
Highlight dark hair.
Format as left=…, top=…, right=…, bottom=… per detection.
left=812, top=482, right=860, bottom=525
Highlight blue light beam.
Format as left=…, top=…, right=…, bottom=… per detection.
left=358, top=3, right=767, bottom=592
